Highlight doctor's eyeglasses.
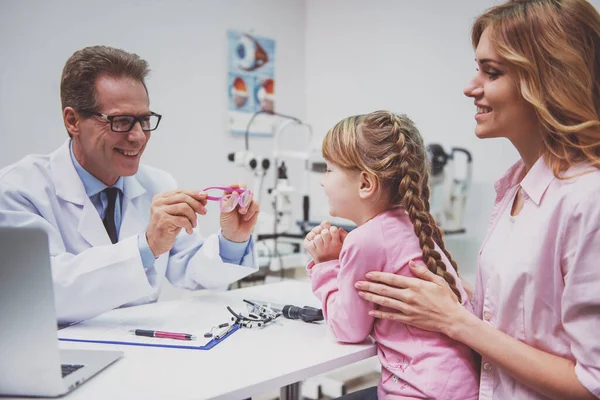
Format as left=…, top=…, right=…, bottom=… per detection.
left=202, top=187, right=253, bottom=213
left=80, top=110, right=162, bottom=132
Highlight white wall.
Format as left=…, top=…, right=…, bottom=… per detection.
left=304, top=0, right=599, bottom=180
left=0, top=0, right=307, bottom=234
left=304, top=0, right=514, bottom=225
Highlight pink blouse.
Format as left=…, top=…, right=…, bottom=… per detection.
left=308, top=208, right=479, bottom=399
left=473, top=157, right=600, bottom=399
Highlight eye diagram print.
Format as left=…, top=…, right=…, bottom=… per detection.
left=227, top=30, right=276, bottom=137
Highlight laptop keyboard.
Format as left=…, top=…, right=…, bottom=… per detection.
left=61, top=364, right=84, bottom=377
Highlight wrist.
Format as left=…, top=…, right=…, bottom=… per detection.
left=146, top=232, right=159, bottom=258
left=313, top=254, right=331, bottom=264
left=313, top=256, right=338, bottom=264
left=221, top=230, right=250, bottom=243
left=444, top=305, right=479, bottom=342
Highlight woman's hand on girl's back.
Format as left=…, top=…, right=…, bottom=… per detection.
left=355, top=261, right=468, bottom=337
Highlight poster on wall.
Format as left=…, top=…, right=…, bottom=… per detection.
left=227, top=30, right=276, bottom=137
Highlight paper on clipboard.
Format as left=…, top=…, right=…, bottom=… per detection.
left=58, top=301, right=226, bottom=348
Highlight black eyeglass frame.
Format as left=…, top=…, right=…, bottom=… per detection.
left=80, top=109, right=162, bottom=132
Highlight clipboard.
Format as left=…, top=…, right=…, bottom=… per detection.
left=57, top=301, right=242, bottom=351
left=59, top=323, right=240, bottom=351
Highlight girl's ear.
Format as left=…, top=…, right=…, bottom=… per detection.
left=358, top=171, right=378, bottom=199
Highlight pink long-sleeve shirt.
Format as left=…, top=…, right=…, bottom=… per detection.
left=473, top=158, right=600, bottom=400
left=308, top=208, right=479, bottom=399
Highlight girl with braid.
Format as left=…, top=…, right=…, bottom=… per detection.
left=304, top=110, right=479, bottom=400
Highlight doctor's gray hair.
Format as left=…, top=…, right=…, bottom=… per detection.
left=60, top=45, right=150, bottom=137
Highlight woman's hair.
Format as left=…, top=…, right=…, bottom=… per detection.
left=472, top=0, right=600, bottom=176
left=322, top=111, right=462, bottom=302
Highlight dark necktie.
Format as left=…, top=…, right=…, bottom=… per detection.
left=103, top=187, right=119, bottom=244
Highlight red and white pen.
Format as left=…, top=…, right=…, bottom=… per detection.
left=130, top=329, right=196, bottom=341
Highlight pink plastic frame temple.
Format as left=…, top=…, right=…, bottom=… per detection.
left=201, top=186, right=252, bottom=203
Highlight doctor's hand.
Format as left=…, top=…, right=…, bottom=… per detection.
left=219, top=184, right=260, bottom=243
left=304, top=221, right=348, bottom=264
left=146, top=189, right=207, bottom=257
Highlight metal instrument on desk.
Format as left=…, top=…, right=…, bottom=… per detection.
left=246, top=299, right=324, bottom=323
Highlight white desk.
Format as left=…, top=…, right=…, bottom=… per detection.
left=11, top=280, right=376, bottom=400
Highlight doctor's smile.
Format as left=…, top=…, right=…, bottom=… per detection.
left=115, top=149, right=141, bottom=157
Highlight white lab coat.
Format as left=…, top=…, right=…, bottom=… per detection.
left=0, top=141, right=258, bottom=323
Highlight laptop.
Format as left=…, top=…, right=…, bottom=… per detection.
left=0, top=227, right=123, bottom=397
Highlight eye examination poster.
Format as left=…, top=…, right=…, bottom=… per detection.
left=227, top=30, right=276, bottom=137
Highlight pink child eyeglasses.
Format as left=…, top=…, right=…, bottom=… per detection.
left=202, top=186, right=253, bottom=213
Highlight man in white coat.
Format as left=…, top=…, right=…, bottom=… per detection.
left=0, top=46, right=260, bottom=324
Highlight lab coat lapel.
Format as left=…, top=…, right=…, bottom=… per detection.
left=78, top=198, right=111, bottom=246
left=51, top=140, right=86, bottom=205
left=119, top=174, right=147, bottom=240
left=50, top=140, right=120, bottom=247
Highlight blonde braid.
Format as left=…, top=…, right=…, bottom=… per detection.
left=390, top=114, right=462, bottom=302
left=421, top=173, right=459, bottom=274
